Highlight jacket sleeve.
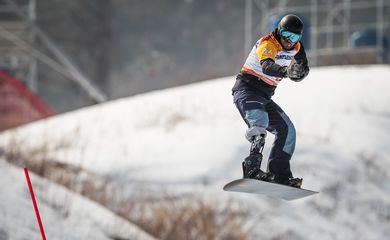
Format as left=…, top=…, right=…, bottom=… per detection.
left=260, top=58, right=287, bottom=77
left=288, top=42, right=310, bottom=81
left=294, top=42, right=308, bottom=66
left=256, top=39, right=287, bottom=77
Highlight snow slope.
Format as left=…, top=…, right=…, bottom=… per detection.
left=0, top=160, right=157, bottom=240
left=1, top=65, right=390, bottom=239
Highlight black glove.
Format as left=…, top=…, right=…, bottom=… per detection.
left=286, top=63, right=310, bottom=82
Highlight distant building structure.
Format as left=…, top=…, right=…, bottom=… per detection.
left=247, top=0, right=390, bottom=65
left=1, top=0, right=390, bottom=116
left=351, top=29, right=389, bottom=63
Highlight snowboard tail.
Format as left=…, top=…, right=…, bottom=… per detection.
left=223, top=178, right=318, bottom=201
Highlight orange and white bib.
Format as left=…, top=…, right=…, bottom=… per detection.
left=241, top=33, right=301, bottom=86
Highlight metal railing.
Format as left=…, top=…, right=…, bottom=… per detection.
left=0, top=0, right=107, bottom=103
left=246, top=0, right=390, bottom=66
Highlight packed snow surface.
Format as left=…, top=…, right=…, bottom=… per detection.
left=1, top=65, right=390, bottom=239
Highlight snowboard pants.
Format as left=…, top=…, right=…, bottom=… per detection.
left=233, top=89, right=296, bottom=179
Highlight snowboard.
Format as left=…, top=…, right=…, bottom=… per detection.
left=223, top=178, right=318, bottom=201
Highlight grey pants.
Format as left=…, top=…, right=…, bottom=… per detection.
left=233, top=89, right=296, bottom=178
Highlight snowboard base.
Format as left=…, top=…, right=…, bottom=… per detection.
left=223, top=178, right=318, bottom=201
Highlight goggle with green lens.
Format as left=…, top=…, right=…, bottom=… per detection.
left=280, top=29, right=301, bottom=43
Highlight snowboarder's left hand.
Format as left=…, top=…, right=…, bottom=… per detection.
left=287, top=62, right=309, bottom=82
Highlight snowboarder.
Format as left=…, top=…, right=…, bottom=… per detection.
left=232, top=14, right=310, bottom=188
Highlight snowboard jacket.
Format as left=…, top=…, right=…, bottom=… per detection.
left=232, top=29, right=308, bottom=99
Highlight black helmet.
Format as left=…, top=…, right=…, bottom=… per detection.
left=278, top=14, right=304, bottom=35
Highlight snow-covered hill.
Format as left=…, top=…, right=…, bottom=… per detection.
left=0, top=160, right=157, bottom=240
left=1, top=65, right=390, bottom=239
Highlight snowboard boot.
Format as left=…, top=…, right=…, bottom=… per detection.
left=267, top=157, right=302, bottom=187
left=275, top=175, right=303, bottom=188
left=242, top=153, right=266, bottom=180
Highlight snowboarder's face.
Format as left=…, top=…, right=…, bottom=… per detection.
left=280, top=36, right=295, bottom=50
left=280, top=29, right=301, bottom=50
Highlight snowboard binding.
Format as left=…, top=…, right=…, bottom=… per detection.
left=280, top=177, right=303, bottom=188
left=242, top=134, right=302, bottom=188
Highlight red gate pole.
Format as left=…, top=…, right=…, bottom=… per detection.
left=24, top=167, right=47, bottom=240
